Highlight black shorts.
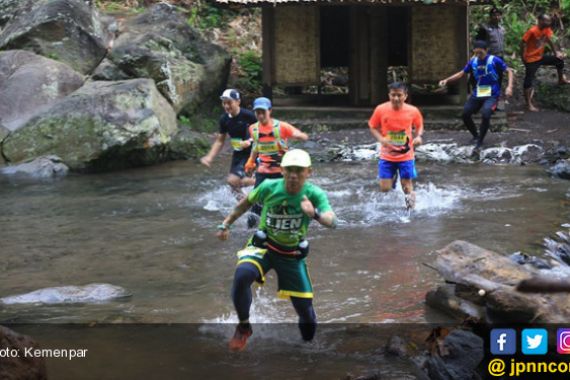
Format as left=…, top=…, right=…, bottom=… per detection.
left=254, top=172, right=283, bottom=188
left=229, top=154, right=248, bottom=178
left=524, top=55, right=565, bottom=89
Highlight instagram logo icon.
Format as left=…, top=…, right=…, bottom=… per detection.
left=557, top=329, right=570, bottom=354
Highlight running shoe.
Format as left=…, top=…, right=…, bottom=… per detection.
left=229, top=323, right=253, bottom=352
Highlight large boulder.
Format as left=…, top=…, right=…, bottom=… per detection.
left=0, top=50, right=85, bottom=131
left=107, top=4, right=231, bottom=114
left=2, top=78, right=178, bottom=171
left=0, top=326, right=48, bottom=380
left=0, top=0, right=111, bottom=74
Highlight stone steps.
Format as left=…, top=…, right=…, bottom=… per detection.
left=274, top=105, right=508, bottom=132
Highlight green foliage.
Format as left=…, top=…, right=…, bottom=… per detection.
left=187, top=0, right=235, bottom=30
left=235, top=50, right=262, bottom=94
left=470, top=1, right=570, bottom=69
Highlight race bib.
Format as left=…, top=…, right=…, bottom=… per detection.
left=256, top=141, right=280, bottom=154
left=230, top=138, right=243, bottom=151
left=476, top=85, right=492, bottom=98
left=387, top=131, right=407, bottom=146
left=237, top=246, right=267, bottom=259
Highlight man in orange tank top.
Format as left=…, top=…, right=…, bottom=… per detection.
left=368, top=82, right=424, bottom=210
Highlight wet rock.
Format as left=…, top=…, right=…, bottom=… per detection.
left=0, top=50, right=84, bottom=132
left=2, top=79, right=178, bottom=171
left=509, top=252, right=552, bottom=270
left=549, top=159, right=570, bottom=180
left=0, top=283, right=130, bottom=305
left=167, top=128, right=209, bottom=160
left=425, top=284, right=484, bottom=321
left=423, top=330, right=483, bottom=380
left=1, top=155, right=69, bottom=178
left=386, top=335, right=408, bottom=357
left=0, top=326, right=48, bottom=380
left=0, top=0, right=111, bottom=74
left=108, top=4, right=231, bottom=114
left=544, top=229, right=570, bottom=267
left=429, top=240, right=570, bottom=323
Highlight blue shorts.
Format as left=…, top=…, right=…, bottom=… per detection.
left=378, top=159, right=417, bottom=180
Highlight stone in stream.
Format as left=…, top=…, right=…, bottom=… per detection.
left=549, top=159, right=570, bottom=180
left=427, top=240, right=570, bottom=323
left=422, top=329, right=483, bottom=380
left=2, top=78, right=178, bottom=171
left=106, top=3, right=231, bottom=114
left=0, top=0, right=112, bottom=74
left=0, top=50, right=85, bottom=132
left=1, top=155, right=69, bottom=178
left=0, top=326, right=48, bottom=380
left=0, top=283, right=130, bottom=305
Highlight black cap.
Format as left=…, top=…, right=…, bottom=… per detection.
left=473, top=40, right=488, bottom=50
left=490, top=7, right=502, bottom=16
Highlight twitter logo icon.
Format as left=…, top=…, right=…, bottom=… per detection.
left=522, top=329, right=548, bottom=355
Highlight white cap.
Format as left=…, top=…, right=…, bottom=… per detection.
left=220, top=89, right=240, bottom=101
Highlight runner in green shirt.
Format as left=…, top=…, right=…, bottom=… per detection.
left=217, top=149, right=337, bottom=351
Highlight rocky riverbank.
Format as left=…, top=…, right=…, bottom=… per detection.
left=0, top=0, right=219, bottom=176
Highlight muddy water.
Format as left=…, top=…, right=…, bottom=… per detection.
left=0, top=158, right=568, bottom=379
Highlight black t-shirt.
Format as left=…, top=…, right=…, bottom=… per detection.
left=219, top=108, right=257, bottom=157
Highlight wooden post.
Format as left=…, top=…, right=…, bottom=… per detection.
left=370, top=7, right=388, bottom=104
left=457, top=5, right=469, bottom=104
left=262, top=7, right=274, bottom=100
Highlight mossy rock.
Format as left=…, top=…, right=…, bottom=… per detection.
left=2, top=79, right=178, bottom=172
left=107, top=4, right=231, bottom=115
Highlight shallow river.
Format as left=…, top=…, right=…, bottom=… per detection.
left=1, top=158, right=568, bottom=379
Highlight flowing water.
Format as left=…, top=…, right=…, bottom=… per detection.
left=1, top=158, right=568, bottom=378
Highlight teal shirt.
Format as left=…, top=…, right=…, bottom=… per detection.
left=247, top=179, right=333, bottom=249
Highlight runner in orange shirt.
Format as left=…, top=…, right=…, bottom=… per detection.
left=520, top=14, right=569, bottom=112
left=244, top=97, right=309, bottom=226
left=368, top=82, right=424, bottom=210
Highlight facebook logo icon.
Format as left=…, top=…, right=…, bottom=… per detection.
left=491, top=329, right=517, bottom=355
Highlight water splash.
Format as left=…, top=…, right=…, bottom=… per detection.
left=335, top=182, right=464, bottom=226
left=0, top=284, right=130, bottom=305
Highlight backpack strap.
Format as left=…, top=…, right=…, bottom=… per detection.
left=251, top=122, right=259, bottom=152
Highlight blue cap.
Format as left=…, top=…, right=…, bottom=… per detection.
left=253, top=97, right=272, bottom=110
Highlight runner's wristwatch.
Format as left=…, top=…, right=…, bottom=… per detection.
left=217, top=223, right=231, bottom=231
left=313, top=208, right=321, bottom=222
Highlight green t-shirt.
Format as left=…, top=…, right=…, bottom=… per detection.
left=247, top=179, right=333, bottom=249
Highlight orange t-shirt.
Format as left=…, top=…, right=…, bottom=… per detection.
left=368, top=102, right=424, bottom=162
left=249, top=119, right=298, bottom=174
left=522, top=26, right=553, bottom=63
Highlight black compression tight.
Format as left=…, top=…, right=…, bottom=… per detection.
left=231, top=263, right=317, bottom=341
